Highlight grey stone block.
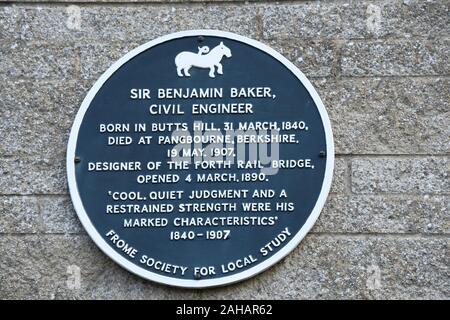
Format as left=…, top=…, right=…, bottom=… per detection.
left=200, top=235, right=450, bottom=299
left=0, top=235, right=202, bottom=299
left=0, top=235, right=447, bottom=299
left=0, top=158, right=67, bottom=195
left=41, top=196, right=83, bottom=234
left=312, top=77, right=450, bottom=155
left=80, top=42, right=141, bottom=80
left=0, top=6, right=19, bottom=40
left=265, top=39, right=336, bottom=77
left=262, top=1, right=450, bottom=39
left=0, top=80, right=86, bottom=161
left=331, top=158, right=347, bottom=194
left=0, top=40, right=79, bottom=81
left=16, top=6, right=84, bottom=42
left=314, top=194, right=450, bottom=234
left=341, top=39, right=450, bottom=76
left=379, top=0, right=450, bottom=39
left=262, top=2, right=367, bottom=40
left=351, top=157, right=450, bottom=194
left=15, top=5, right=260, bottom=43
left=0, top=196, right=40, bottom=233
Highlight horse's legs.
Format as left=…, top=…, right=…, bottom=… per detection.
left=209, top=66, right=216, bottom=78
left=177, top=66, right=184, bottom=77
left=183, top=66, right=191, bottom=77
left=216, top=63, right=223, bottom=75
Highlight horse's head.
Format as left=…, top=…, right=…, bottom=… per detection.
left=218, top=41, right=232, bottom=58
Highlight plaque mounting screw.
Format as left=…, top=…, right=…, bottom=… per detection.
left=74, top=156, right=81, bottom=163
left=319, top=151, right=326, bottom=158
left=194, top=273, right=201, bottom=280
left=198, top=35, right=204, bottom=42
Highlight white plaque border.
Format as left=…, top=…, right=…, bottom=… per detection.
left=67, top=30, right=335, bottom=288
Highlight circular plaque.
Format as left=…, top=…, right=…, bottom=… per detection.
left=67, top=30, right=334, bottom=288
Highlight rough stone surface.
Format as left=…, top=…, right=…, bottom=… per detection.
left=312, top=77, right=450, bottom=155
left=0, top=196, right=40, bottom=233
left=266, top=39, right=336, bottom=78
left=0, top=158, right=67, bottom=195
left=200, top=235, right=450, bottom=299
left=314, top=194, right=450, bottom=234
left=262, top=0, right=450, bottom=39
left=41, top=196, right=83, bottom=234
left=80, top=42, right=141, bottom=80
left=0, top=40, right=79, bottom=81
left=0, top=6, right=19, bottom=40
left=0, top=234, right=201, bottom=299
left=0, top=0, right=449, bottom=300
left=262, top=2, right=368, bottom=40
left=0, top=235, right=447, bottom=299
left=14, top=5, right=261, bottom=43
left=330, top=158, right=348, bottom=194
left=352, top=157, right=450, bottom=195
left=341, top=39, right=450, bottom=76
left=0, top=80, right=86, bottom=161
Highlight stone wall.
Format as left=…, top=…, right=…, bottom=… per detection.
left=0, top=0, right=448, bottom=299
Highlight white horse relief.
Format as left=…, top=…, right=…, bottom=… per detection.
left=175, top=42, right=232, bottom=78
